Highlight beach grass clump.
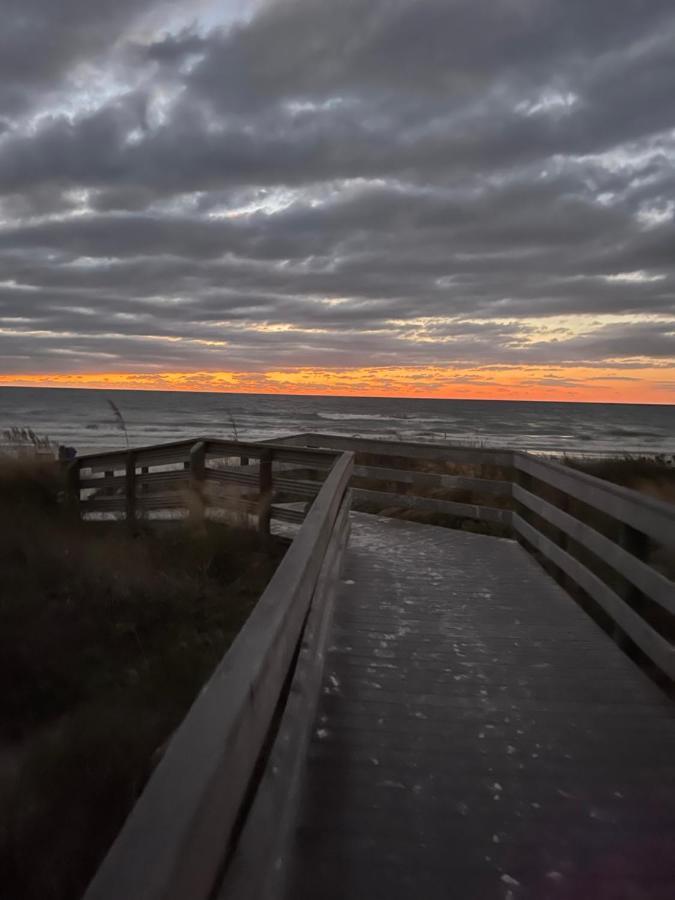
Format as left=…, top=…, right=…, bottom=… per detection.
left=564, top=455, right=675, bottom=506
left=350, top=450, right=512, bottom=536
left=0, top=457, right=285, bottom=900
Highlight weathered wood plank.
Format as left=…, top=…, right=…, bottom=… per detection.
left=81, top=497, right=127, bottom=512
left=513, top=483, right=675, bottom=615
left=513, top=513, right=675, bottom=679
left=125, top=451, right=136, bottom=524
left=66, top=459, right=81, bottom=519
left=352, top=464, right=512, bottom=496
left=270, top=506, right=306, bottom=525
left=276, top=433, right=514, bottom=467
left=280, top=514, right=675, bottom=900
left=514, top=452, right=675, bottom=543
left=353, top=487, right=510, bottom=525
left=78, top=438, right=338, bottom=471
left=220, top=493, right=352, bottom=900
left=84, top=452, right=354, bottom=900
left=134, top=470, right=188, bottom=491
left=207, top=469, right=320, bottom=500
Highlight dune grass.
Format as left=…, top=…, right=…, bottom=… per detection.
left=564, top=454, right=675, bottom=506
left=0, top=457, right=285, bottom=900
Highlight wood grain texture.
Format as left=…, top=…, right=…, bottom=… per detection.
left=220, top=493, right=352, bottom=900
left=513, top=483, right=675, bottom=615
left=84, top=451, right=353, bottom=900
left=352, top=464, right=512, bottom=495
left=514, top=452, right=675, bottom=543
left=276, top=432, right=514, bottom=467
left=513, top=513, right=675, bottom=679
left=353, top=487, right=511, bottom=525
left=279, top=514, right=675, bottom=900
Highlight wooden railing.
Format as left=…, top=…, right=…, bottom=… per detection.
left=276, top=434, right=674, bottom=682
left=79, top=432, right=673, bottom=899
left=70, top=437, right=340, bottom=530
left=511, top=452, right=675, bottom=681
left=84, top=444, right=354, bottom=900
left=272, top=432, right=512, bottom=527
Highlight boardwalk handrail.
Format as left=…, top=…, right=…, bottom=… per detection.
left=272, top=432, right=512, bottom=527
left=84, top=448, right=354, bottom=900
left=275, top=433, right=674, bottom=681
left=70, top=437, right=340, bottom=529
left=511, top=451, right=675, bottom=680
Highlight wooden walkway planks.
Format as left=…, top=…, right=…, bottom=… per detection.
left=282, top=514, right=675, bottom=900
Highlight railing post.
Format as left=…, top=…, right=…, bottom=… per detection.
left=189, top=441, right=206, bottom=523
left=125, top=452, right=137, bottom=528
left=258, top=450, right=273, bottom=534
left=66, top=459, right=81, bottom=520
left=615, top=523, right=649, bottom=648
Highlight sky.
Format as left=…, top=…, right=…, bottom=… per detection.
left=0, top=0, right=674, bottom=403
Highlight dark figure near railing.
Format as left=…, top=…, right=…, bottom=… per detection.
left=58, top=444, right=77, bottom=461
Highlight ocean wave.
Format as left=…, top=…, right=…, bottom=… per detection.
left=605, top=427, right=663, bottom=438
left=316, top=412, right=400, bottom=421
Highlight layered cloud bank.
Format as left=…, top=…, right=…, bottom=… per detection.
left=1, top=0, right=674, bottom=401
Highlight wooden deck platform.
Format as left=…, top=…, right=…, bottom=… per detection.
left=282, top=514, right=675, bottom=900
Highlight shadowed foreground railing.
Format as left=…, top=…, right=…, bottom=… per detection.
left=82, top=441, right=354, bottom=900
left=278, top=434, right=675, bottom=681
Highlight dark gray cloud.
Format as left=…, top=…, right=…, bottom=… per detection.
left=0, top=0, right=674, bottom=385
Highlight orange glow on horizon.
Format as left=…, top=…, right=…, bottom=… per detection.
left=0, top=366, right=672, bottom=404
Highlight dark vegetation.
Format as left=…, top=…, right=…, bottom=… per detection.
left=350, top=450, right=512, bottom=537
left=0, top=457, right=285, bottom=900
left=565, top=454, right=675, bottom=506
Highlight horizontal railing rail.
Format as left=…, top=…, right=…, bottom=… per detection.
left=65, top=431, right=672, bottom=898
left=272, top=432, right=512, bottom=527
left=274, top=431, right=513, bottom=467
left=84, top=448, right=354, bottom=900
left=511, top=451, right=675, bottom=680
left=276, top=433, right=674, bottom=682
left=70, top=437, right=340, bottom=531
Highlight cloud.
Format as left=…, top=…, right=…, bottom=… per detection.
left=0, top=0, right=674, bottom=397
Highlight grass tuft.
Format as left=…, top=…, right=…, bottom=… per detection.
left=0, top=457, right=284, bottom=900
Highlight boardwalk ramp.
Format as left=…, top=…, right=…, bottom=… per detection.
left=77, top=436, right=674, bottom=900
left=278, top=514, right=675, bottom=900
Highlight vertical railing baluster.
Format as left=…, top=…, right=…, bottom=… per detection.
left=614, top=523, right=649, bottom=649
left=258, top=450, right=273, bottom=534
left=67, top=459, right=81, bottom=521
left=189, top=441, right=206, bottom=523
left=125, top=451, right=137, bottom=528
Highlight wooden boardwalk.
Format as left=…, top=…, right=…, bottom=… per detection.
left=282, top=514, right=675, bottom=900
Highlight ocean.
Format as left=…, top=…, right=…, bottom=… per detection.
left=0, top=386, right=673, bottom=458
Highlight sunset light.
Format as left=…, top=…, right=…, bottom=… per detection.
left=1, top=364, right=672, bottom=404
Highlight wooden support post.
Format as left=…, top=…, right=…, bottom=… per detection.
left=258, top=450, right=273, bottom=534
left=241, top=455, right=249, bottom=467
left=66, top=460, right=81, bottom=520
left=189, top=441, right=206, bottom=523
left=614, top=523, right=649, bottom=649
left=125, top=452, right=137, bottom=528
left=105, top=469, right=113, bottom=497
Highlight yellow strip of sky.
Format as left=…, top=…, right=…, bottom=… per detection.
left=0, top=365, right=673, bottom=403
